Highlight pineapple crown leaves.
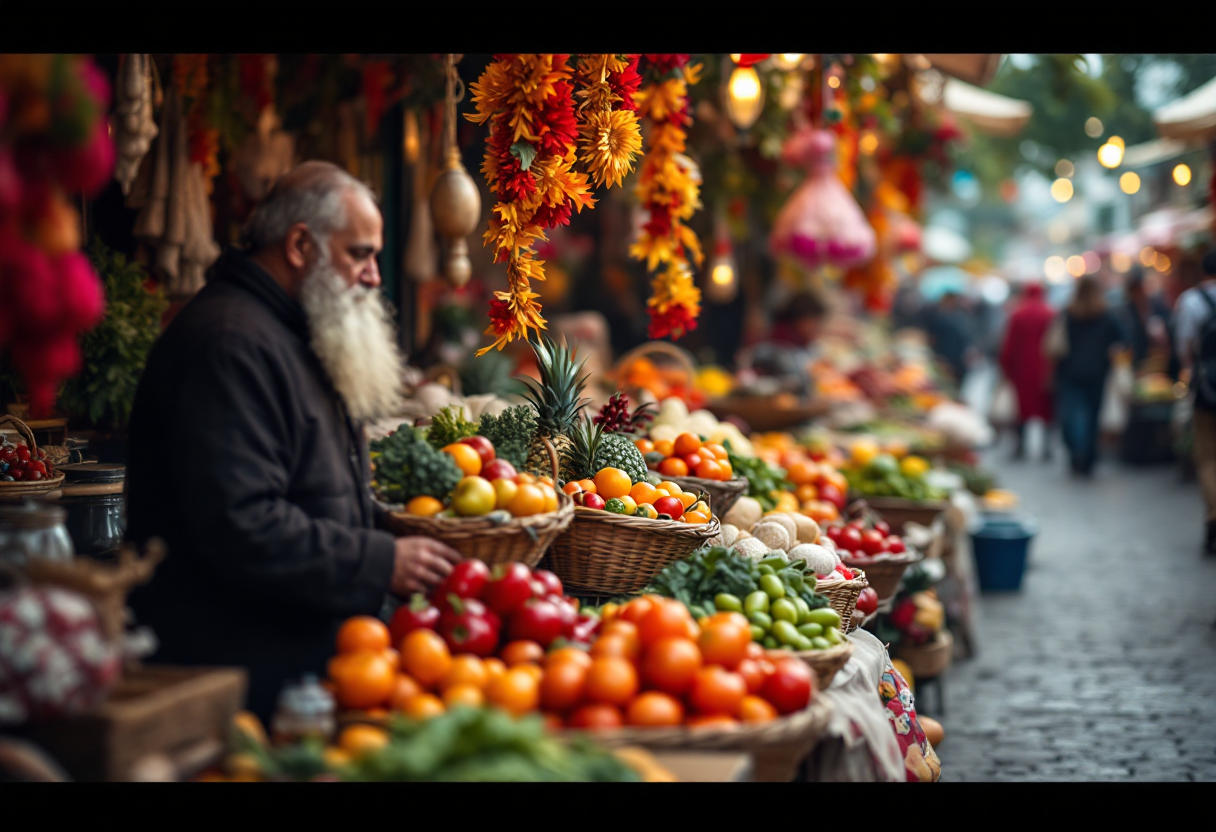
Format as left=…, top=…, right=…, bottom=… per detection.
left=518, top=333, right=593, bottom=433
left=565, top=414, right=606, bottom=481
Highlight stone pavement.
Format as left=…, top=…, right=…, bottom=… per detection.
left=933, top=435, right=1216, bottom=782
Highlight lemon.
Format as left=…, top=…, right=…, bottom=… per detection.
left=899, top=456, right=930, bottom=478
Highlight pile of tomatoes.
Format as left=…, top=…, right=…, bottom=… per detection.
left=636, top=433, right=735, bottom=482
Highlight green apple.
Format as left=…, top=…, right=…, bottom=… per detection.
left=451, top=476, right=497, bottom=517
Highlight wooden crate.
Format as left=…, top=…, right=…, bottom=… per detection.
left=10, top=665, right=247, bottom=782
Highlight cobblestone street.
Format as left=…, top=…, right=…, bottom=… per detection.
left=935, top=433, right=1216, bottom=782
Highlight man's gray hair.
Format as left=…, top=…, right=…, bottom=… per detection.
left=242, top=161, right=378, bottom=252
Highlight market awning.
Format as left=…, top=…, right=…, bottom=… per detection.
left=919, top=54, right=1004, bottom=88
left=941, top=78, right=1032, bottom=138
left=1153, top=75, right=1216, bottom=143
left=1121, top=137, right=1191, bottom=169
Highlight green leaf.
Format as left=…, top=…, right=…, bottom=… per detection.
left=509, top=141, right=537, bottom=171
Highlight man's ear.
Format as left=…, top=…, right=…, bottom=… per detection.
left=285, top=224, right=311, bottom=270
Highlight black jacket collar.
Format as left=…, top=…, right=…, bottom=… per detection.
left=208, top=247, right=309, bottom=341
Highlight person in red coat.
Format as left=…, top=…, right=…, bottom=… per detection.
left=999, top=282, right=1056, bottom=460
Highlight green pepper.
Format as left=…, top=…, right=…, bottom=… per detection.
left=811, top=636, right=832, bottom=650
left=758, top=564, right=776, bottom=577
left=797, top=622, right=824, bottom=640
left=714, top=593, right=743, bottom=613
left=770, top=598, right=799, bottom=624
left=822, top=625, right=843, bottom=646
left=772, top=620, right=802, bottom=647
left=759, top=554, right=789, bottom=569
left=805, top=607, right=843, bottom=630
left=791, top=596, right=811, bottom=624
left=749, top=625, right=767, bottom=642
left=789, top=634, right=814, bottom=651
left=744, top=591, right=770, bottom=616
left=748, top=611, right=773, bottom=631
left=759, top=574, right=785, bottom=599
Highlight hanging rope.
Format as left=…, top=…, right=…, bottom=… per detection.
left=442, top=53, right=465, bottom=168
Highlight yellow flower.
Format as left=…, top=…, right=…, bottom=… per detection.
left=532, top=150, right=597, bottom=214
left=579, top=109, right=643, bottom=189
left=636, top=78, right=687, bottom=123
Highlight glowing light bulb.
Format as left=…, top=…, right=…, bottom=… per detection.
left=1111, top=252, right=1131, bottom=273
left=772, top=54, right=804, bottom=71
left=1120, top=171, right=1140, bottom=194
left=725, top=66, right=764, bottom=130
left=827, top=75, right=841, bottom=89
left=1140, top=247, right=1156, bottom=267
left=859, top=132, right=879, bottom=154
left=1051, top=178, right=1074, bottom=202
left=1045, top=256, right=1067, bottom=282
left=1084, top=117, right=1103, bottom=138
left=1156, top=253, right=1171, bottom=272
left=1066, top=255, right=1086, bottom=277
left=1098, top=142, right=1123, bottom=168
left=1173, top=164, right=1192, bottom=186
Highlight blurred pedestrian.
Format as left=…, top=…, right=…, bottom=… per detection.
left=740, top=289, right=828, bottom=398
left=1047, top=276, right=1126, bottom=477
left=923, top=291, right=977, bottom=395
left=1118, top=266, right=1171, bottom=368
left=999, top=282, right=1055, bottom=460
left=1171, top=248, right=1216, bottom=555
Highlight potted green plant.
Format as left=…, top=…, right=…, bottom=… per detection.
left=57, top=239, right=168, bottom=462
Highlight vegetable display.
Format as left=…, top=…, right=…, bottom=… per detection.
left=476, top=405, right=538, bottom=471
left=725, top=443, right=793, bottom=513
left=843, top=453, right=947, bottom=502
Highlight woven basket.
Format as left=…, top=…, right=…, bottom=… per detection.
left=0, top=415, right=65, bottom=497
left=612, top=341, right=697, bottom=401
left=568, top=695, right=832, bottom=782
left=666, top=475, right=747, bottom=519
left=854, top=496, right=949, bottom=535
left=839, top=551, right=923, bottom=602
left=814, top=570, right=867, bottom=634
left=792, top=639, right=854, bottom=691
left=705, top=395, right=831, bottom=434
left=896, top=629, right=953, bottom=680
left=544, top=511, right=721, bottom=595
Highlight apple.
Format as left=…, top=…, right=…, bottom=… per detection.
left=491, top=477, right=518, bottom=510
left=582, top=493, right=606, bottom=510
left=481, top=458, right=517, bottom=482
left=652, top=496, right=684, bottom=520
left=459, top=435, right=496, bottom=466
left=450, top=476, right=497, bottom=517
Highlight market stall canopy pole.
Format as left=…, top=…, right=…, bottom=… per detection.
left=941, top=78, right=1032, bottom=138
left=918, top=54, right=1004, bottom=88
left=1153, top=75, right=1216, bottom=144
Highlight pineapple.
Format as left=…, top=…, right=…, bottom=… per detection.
left=519, top=334, right=592, bottom=478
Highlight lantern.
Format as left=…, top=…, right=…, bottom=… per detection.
left=429, top=54, right=481, bottom=288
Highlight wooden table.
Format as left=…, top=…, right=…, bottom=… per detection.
left=650, top=751, right=753, bottom=782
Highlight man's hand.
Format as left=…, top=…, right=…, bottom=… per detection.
left=389, top=536, right=463, bottom=598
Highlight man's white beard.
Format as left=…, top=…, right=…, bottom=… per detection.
left=300, top=252, right=405, bottom=422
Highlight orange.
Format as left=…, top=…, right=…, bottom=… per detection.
left=637, top=598, right=695, bottom=646
left=500, top=640, right=545, bottom=667
left=539, top=483, right=559, bottom=513
left=336, top=616, right=391, bottom=655
left=785, top=460, right=817, bottom=486
left=485, top=667, right=540, bottom=716
left=629, top=481, right=658, bottom=505
left=634, top=438, right=655, bottom=454
left=562, top=481, right=584, bottom=496
left=507, top=483, right=546, bottom=517
left=652, top=439, right=675, bottom=458
left=539, top=659, right=587, bottom=712
left=795, top=483, right=819, bottom=504
left=482, top=657, right=508, bottom=682
left=737, top=695, right=778, bottom=724
left=441, top=443, right=482, bottom=476
left=702, top=443, right=729, bottom=461
left=575, top=479, right=597, bottom=495
left=516, top=663, right=544, bottom=684
left=694, top=459, right=723, bottom=481
left=567, top=703, right=624, bottom=731
left=440, top=655, right=489, bottom=691
left=717, top=460, right=733, bottom=479
left=337, top=725, right=389, bottom=756
left=538, top=475, right=555, bottom=487
left=626, top=691, right=685, bottom=727
left=399, top=629, right=452, bottom=688
left=546, top=646, right=594, bottom=669
left=442, top=684, right=485, bottom=709
left=675, top=491, right=698, bottom=509
left=329, top=651, right=397, bottom=710
left=657, top=457, right=689, bottom=478
left=382, top=647, right=400, bottom=669
left=673, top=433, right=702, bottom=457
left=404, top=495, right=445, bottom=517
left=389, top=674, right=425, bottom=711
left=682, top=510, right=710, bottom=525
left=593, top=467, right=631, bottom=499
left=658, top=481, right=684, bottom=497
left=515, top=472, right=539, bottom=485
left=399, top=693, right=446, bottom=719
left=584, top=656, right=639, bottom=707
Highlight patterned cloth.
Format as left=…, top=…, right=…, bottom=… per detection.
left=878, top=660, right=941, bottom=782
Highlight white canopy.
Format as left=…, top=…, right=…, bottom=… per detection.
left=920, top=54, right=1004, bottom=88
left=942, top=78, right=1032, bottom=138
left=1154, top=75, right=1216, bottom=143
left=1121, top=137, right=1190, bottom=169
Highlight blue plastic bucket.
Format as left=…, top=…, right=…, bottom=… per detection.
left=971, top=513, right=1036, bottom=592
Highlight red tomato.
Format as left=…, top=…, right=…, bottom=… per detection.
left=818, top=483, right=846, bottom=511
left=652, top=496, right=684, bottom=520
left=873, top=520, right=891, bottom=536
left=856, top=587, right=879, bottom=616
left=736, top=658, right=766, bottom=695
left=689, top=666, right=747, bottom=716
left=824, top=525, right=844, bottom=545
left=761, top=658, right=814, bottom=715
left=859, top=530, right=887, bottom=556
left=838, top=526, right=863, bottom=551
left=886, top=536, right=907, bottom=554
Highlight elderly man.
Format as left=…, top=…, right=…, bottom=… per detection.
left=125, top=162, right=461, bottom=721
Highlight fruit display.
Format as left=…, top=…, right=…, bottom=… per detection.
left=843, top=452, right=947, bottom=502
left=518, top=334, right=593, bottom=479
left=822, top=514, right=909, bottom=567
left=562, top=465, right=714, bottom=526
left=645, top=395, right=755, bottom=458
left=637, top=430, right=735, bottom=483
left=0, top=437, right=57, bottom=483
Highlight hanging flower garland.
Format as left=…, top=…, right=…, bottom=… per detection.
left=630, top=55, right=704, bottom=341
left=468, top=54, right=642, bottom=355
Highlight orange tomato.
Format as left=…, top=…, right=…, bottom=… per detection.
left=441, top=443, right=482, bottom=476
left=382, top=647, right=400, bottom=669
left=336, top=616, right=391, bottom=655
left=482, top=657, right=507, bottom=681
left=567, top=703, right=624, bottom=731
left=546, top=646, right=594, bottom=670
left=629, top=481, right=658, bottom=505
left=698, top=618, right=751, bottom=670
left=337, top=724, right=390, bottom=756
left=641, top=637, right=703, bottom=696
left=795, top=483, right=819, bottom=504
left=626, top=692, right=685, bottom=727
left=507, top=484, right=547, bottom=517
left=652, top=439, right=675, bottom=459
left=584, top=656, right=639, bottom=707
left=717, top=460, right=733, bottom=479
left=593, top=467, right=632, bottom=499
left=657, top=482, right=684, bottom=497
left=801, top=501, right=839, bottom=524
left=500, top=640, right=545, bottom=667
left=562, top=481, right=584, bottom=496
left=689, top=666, right=748, bottom=716
left=516, top=663, right=544, bottom=684
left=694, top=458, right=723, bottom=480
left=399, top=693, right=446, bottom=719
left=599, top=603, right=620, bottom=623
left=634, top=438, right=655, bottom=455
left=399, top=629, right=452, bottom=688
left=705, top=611, right=750, bottom=629
left=389, top=674, right=425, bottom=711
left=576, top=479, right=597, bottom=495
left=684, top=714, right=740, bottom=730
left=590, top=634, right=639, bottom=663
left=736, top=658, right=766, bottom=695
left=329, top=651, right=397, bottom=710
left=440, top=655, right=488, bottom=691
left=539, top=484, right=559, bottom=513
left=442, top=684, right=486, bottom=709
left=702, top=443, right=729, bottom=462
left=539, top=659, right=587, bottom=712
left=637, top=598, right=695, bottom=646
left=485, top=667, right=540, bottom=716
left=404, top=495, right=445, bottom=517
left=673, top=433, right=702, bottom=457
left=657, top=457, right=688, bottom=478
left=617, top=597, right=656, bottom=626
left=682, top=511, right=710, bottom=525
left=675, top=490, right=699, bottom=509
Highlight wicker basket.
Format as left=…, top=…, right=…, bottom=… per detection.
left=568, top=695, right=832, bottom=782
left=839, top=551, right=922, bottom=602
left=896, top=629, right=953, bottom=680
left=612, top=341, right=697, bottom=402
left=792, top=639, right=854, bottom=691
left=814, top=570, right=868, bottom=634
left=0, top=415, right=65, bottom=497
left=705, top=395, right=831, bottom=434
left=854, top=496, right=949, bottom=535
left=666, top=474, right=748, bottom=518
left=544, top=511, right=721, bottom=595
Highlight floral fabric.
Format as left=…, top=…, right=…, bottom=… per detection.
left=878, top=660, right=941, bottom=782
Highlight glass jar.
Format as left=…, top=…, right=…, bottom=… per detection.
left=271, top=674, right=336, bottom=747
left=0, top=500, right=75, bottom=568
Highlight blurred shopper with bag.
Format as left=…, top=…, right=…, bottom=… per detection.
left=998, top=282, right=1055, bottom=461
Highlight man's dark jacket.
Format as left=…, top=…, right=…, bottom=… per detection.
left=125, top=248, right=396, bottom=722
